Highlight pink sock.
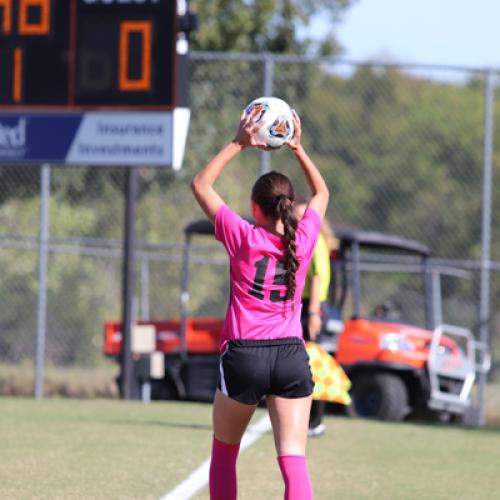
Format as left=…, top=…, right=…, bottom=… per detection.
left=278, top=455, right=313, bottom=500
left=209, top=436, right=240, bottom=500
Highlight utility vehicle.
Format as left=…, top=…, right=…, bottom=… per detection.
left=322, top=228, right=489, bottom=421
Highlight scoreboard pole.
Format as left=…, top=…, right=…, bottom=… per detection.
left=120, top=166, right=139, bottom=400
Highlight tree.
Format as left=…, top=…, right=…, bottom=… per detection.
left=190, top=0, right=356, bottom=55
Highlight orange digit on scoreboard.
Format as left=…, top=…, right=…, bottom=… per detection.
left=119, top=20, right=152, bottom=92
left=13, top=47, right=23, bottom=102
left=0, top=0, right=13, bottom=34
left=19, top=0, right=51, bottom=35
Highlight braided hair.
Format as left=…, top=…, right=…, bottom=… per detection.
left=251, top=171, right=299, bottom=300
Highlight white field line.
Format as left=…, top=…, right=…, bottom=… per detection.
left=160, top=415, right=272, bottom=500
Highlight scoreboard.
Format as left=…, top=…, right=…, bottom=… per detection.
left=0, top=0, right=177, bottom=108
left=0, top=0, right=191, bottom=167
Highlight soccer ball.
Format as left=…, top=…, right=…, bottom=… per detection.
left=244, top=96, right=294, bottom=149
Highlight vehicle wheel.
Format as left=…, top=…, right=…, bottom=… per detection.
left=150, top=378, right=179, bottom=400
left=349, top=372, right=409, bottom=421
left=451, top=404, right=480, bottom=426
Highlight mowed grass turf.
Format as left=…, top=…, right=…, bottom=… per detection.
left=1, top=398, right=500, bottom=500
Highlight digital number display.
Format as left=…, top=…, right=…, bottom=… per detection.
left=0, top=0, right=177, bottom=108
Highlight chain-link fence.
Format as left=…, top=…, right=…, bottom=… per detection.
left=1, top=52, right=499, bottom=390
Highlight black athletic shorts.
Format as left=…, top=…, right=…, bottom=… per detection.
left=218, top=337, right=314, bottom=405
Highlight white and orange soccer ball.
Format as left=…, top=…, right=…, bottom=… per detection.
left=244, top=96, right=294, bottom=149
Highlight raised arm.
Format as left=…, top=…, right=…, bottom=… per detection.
left=287, top=111, right=329, bottom=220
left=191, top=109, right=266, bottom=222
left=191, top=142, right=242, bottom=222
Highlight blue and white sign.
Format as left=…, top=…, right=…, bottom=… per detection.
left=0, top=110, right=190, bottom=169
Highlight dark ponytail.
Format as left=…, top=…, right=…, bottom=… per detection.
left=251, top=171, right=299, bottom=301
left=276, top=195, right=299, bottom=300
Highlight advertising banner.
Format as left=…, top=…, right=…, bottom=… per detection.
left=0, top=110, right=190, bottom=169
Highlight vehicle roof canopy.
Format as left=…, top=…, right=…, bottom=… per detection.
left=184, top=219, right=215, bottom=236
left=184, top=220, right=431, bottom=256
left=335, top=228, right=431, bottom=256
left=184, top=217, right=255, bottom=237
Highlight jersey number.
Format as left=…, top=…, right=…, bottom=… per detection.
left=248, top=256, right=287, bottom=302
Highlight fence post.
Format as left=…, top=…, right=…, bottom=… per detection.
left=259, top=53, right=274, bottom=175
left=431, top=268, right=443, bottom=329
left=34, top=164, right=51, bottom=400
left=478, top=70, right=495, bottom=426
left=140, top=257, right=150, bottom=320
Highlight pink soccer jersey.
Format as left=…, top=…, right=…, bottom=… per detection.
left=214, top=204, right=321, bottom=350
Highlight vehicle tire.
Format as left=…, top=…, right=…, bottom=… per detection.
left=451, top=404, right=480, bottom=426
left=151, top=377, right=179, bottom=400
left=349, top=372, right=409, bottom=421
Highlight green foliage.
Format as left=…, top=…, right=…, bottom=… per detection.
left=0, top=166, right=40, bottom=204
left=190, top=0, right=356, bottom=55
left=296, top=65, right=487, bottom=260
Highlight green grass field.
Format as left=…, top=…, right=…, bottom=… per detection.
left=1, top=398, right=500, bottom=500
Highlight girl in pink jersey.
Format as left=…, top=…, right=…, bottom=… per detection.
left=191, top=107, right=329, bottom=500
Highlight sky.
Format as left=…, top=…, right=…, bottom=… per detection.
left=320, top=0, right=500, bottom=70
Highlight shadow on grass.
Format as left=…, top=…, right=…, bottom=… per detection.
left=343, top=415, right=500, bottom=434
left=326, top=403, right=500, bottom=433
left=68, top=414, right=213, bottom=431
left=407, top=420, right=500, bottom=434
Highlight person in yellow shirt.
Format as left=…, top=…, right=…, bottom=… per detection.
left=295, top=202, right=337, bottom=437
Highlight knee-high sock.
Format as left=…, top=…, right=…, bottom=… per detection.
left=278, top=455, right=313, bottom=500
left=209, top=436, right=240, bottom=500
